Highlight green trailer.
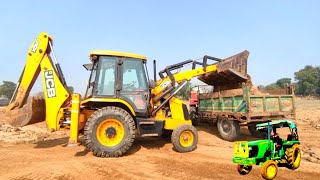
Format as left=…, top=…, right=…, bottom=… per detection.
left=189, top=84, right=296, bottom=141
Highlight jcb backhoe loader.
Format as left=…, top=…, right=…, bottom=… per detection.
left=5, top=32, right=248, bottom=157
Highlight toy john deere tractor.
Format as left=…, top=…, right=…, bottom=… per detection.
left=233, top=120, right=301, bottom=180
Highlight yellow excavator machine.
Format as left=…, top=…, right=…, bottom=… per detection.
left=5, top=32, right=248, bottom=157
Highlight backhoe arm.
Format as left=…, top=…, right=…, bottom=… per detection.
left=5, top=32, right=70, bottom=130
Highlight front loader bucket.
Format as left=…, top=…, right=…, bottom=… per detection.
left=198, top=50, right=250, bottom=86
left=5, top=97, right=46, bottom=127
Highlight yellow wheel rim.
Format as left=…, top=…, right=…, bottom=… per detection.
left=293, top=150, right=301, bottom=168
left=96, top=119, right=125, bottom=147
left=266, top=164, right=276, bottom=179
left=179, top=130, right=194, bottom=147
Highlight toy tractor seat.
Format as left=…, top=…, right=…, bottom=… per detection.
left=272, top=133, right=283, bottom=151
left=287, top=134, right=293, bottom=141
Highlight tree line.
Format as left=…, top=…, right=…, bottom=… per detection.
left=261, top=65, right=320, bottom=96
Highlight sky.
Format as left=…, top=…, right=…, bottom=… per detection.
left=0, top=1, right=319, bottom=95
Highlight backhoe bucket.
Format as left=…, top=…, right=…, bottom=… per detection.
left=198, top=50, right=249, bottom=86
left=5, top=97, right=46, bottom=127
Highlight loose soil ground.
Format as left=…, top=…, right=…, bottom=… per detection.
left=0, top=98, right=320, bottom=180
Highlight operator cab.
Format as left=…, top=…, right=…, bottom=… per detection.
left=83, top=50, right=150, bottom=117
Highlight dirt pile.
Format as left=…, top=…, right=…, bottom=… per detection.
left=0, top=121, right=49, bottom=144
left=0, top=108, right=50, bottom=144
left=302, top=146, right=320, bottom=164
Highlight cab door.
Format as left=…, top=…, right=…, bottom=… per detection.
left=119, top=58, right=149, bottom=117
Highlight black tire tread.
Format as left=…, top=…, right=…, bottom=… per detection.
left=189, top=106, right=199, bottom=126
left=84, top=106, right=135, bottom=158
left=285, top=144, right=301, bottom=169
left=217, top=118, right=240, bottom=141
left=171, top=124, right=198, bottom=153
left=248, top=124, right=263, bottom=138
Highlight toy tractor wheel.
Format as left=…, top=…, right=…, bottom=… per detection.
left=217, top=118, right=240, bottom=141
left=84, top=106, right=136, bottom=157
left=189, top=106, right=199, bottom=126
left=171, top=124, right=198, bottom=153
left=285, top=144, right=301, bottom=169
left=261, top=160, right=278, bottom=180
left=237, top=164, right=252, bottom=175
left=248, top=123, right=263, bottom=138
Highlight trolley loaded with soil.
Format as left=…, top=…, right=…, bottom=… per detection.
left=189, top=51, right=296, bottom=141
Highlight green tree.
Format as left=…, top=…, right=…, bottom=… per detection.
left=265, top=83, right=280, bottom=90
left=176, top=81, right=191, bottom=100
left=0, top=81, right=17, bottom=99
left=294, top=65, right=320, bottom=95
left=276, top=78, right=291, bottom=88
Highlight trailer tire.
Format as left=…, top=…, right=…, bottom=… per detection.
left=84, top=106, right=136, bottom=158
left=171, top=124, right=198, bottom=153
left=189, top=106, right=199, bottom=126
left=248, top=124, right=263, bottom=138
left=217, top=118, right=240, bottom=141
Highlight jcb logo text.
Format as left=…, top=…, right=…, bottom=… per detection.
left=44, top=70, right=56, bottom=98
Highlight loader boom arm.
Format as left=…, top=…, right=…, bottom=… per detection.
left=5, top=32, right=70, bottom=130
left=151, top=57, right=219, bottom=100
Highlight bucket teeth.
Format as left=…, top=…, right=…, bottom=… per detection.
left=5, top=97, right=46, bottom=127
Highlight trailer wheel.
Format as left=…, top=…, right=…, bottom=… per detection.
left=171, top=124, right=198, bottom=152
left=217, top=118, right=240, bottom=141
left=84, top=106, right=136, bottom=157
left=189, top=106, right=199, bottom=126
left=248, top=124, right=263, bottom=138
left=285, top=144, right=301, bottom=169
left=261, top=160, right=278, bottom=180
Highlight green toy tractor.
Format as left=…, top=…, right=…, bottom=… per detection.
left=233, top=120, right=301, bottom=180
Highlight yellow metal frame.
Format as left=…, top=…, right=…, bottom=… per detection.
left=40, top=54, right=70, bottom=131
left=152, top=64, right=217, bottom=100
left=69, top=94, right=81, bottom=144
left=81, top=97, right=136, bottom=116
left=90, top=50, right=147, bottom=61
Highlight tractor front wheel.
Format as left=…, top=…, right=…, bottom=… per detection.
left=285, top=144, right=301, bottom=169
left=217, top=118, right=240, bottom=141
left=261, top=160, right=278, bottom=180
left=84, top=106, right=136, bottom=157
left=171, top=124, right=198, bottom=153
left=237, top=164, right=252, bottom=175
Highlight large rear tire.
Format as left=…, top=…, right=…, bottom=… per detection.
left=171, top=124, right=198, bottom=153
left=189, top=106, right=199, bottom=126
left=84, top=106, right=136, bottom=157
left=285, top=144, right=301, bottom=169
left=217, top=118, right=240, bottom=141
